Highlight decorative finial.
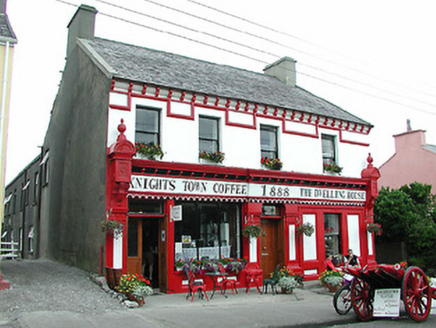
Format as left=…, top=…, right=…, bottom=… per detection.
left=367, top=153, right=373, bottom=167
left=117, top=119, right=127, bottom=141
left=118, top=119, right=126, bottom=134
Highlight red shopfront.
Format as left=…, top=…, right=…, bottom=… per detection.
left=105, top=128, right=379, bottom=294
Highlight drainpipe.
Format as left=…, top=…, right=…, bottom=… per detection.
left=0, top=41, right=10, bottom=251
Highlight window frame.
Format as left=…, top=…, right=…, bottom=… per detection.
left=135, top=106, right=161, bottom=145
left=260, top=124, right=279, bottom=159
left=199, top=115, right=220, bottom=153
left=322, top=134, right=337, bottom=165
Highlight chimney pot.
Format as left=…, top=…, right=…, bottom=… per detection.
left=67, top=5, right=98, bottom=58
left=263, top=56, right=297, bottom=87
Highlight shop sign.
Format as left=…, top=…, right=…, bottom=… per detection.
left=130, top=175, right=366, bottom=202
left=373, top=289, right=401, bottom=317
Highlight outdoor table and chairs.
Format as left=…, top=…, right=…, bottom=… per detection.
left=205, top=271, right=229, bottom=298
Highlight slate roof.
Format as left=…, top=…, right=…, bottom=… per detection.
left=423, top=145, right=436, bottom=153
left=0, top=13, right=17, bottom=43
left=87, top=37, right=370, bottom=126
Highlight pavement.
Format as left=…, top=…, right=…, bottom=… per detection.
left=0, top=259, right=436, bottom=328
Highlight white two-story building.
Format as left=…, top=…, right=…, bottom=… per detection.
left=25, top=5, right=380, bottom=293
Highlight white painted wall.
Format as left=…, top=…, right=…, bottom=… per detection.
left=347, top=214, right=361, bottom=256
left=107, top=99, right=371, bottom=177
left=303, top=214, right=317, bottom=261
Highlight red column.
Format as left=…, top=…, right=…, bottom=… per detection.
left=361, top=153, right=381, bottom=269
left=105, top=119, right=135, bottom=271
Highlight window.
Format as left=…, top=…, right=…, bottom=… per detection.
left=41, top=151, right=50, bottom=185
left=260, top=125, right=278, bottom=159
left=199, top=116, right=219, bottom=153
left=135, top=107, right=160, bottom=145
left=174, top=202, right=241, bottom=262
left=322, top=134, right=336, bottom=165
left=324, top=213, right=341, bottom=257
left=28, top=226, right=34, bottom=253
left=33, top=172, right=39, bottom=205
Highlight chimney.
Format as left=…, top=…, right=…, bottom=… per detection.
left=263, top=57, right=297, bottom=87
left=67, top=5, right=97, bottom=58
left=0, top=0, right=6, bottom=14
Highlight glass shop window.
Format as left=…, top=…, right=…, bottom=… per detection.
left=128, top=199, right=164, bottom=215
left=324, top=213, right=341, bottom=258
left=174, top=202, right=241, bottom=263
left=261, top=204, right=281, bottom=216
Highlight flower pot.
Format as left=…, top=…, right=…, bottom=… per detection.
left=126, top=292, right=144, bottom=307
left=327, top=284, right=340, bottom=293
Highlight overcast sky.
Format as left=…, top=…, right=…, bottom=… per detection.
left=5, top=0, right=436, bottom=183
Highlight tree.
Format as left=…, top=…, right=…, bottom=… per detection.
left=374, top=183, right=436, bottom=273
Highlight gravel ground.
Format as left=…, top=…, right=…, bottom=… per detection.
left=0, top=259, right=124, bottom=326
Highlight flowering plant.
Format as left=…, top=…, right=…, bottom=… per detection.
left=277, top=267, right=303, bottom=285
left=219, top=257, right=247, bottom=273
left=116, top=273, right=152, bottom=299
left=175, top=259, right=185, bottom=269
left=182, top=258, right=203, bottom=274
left=323, top=163, right=342, bottom=174
left=278, top=276, right=299, bottom=293
left=318, top=270, right=342, bottom=287
left=297, top=222, right=314, bottom=237
left=242, top=225, right=262, bottom=239
left=135, top=142, right=164, bottom=160
left=367, top=223, right=382, bottom=236
left=261, top=157, right=282, bottom=170
left=100, top=220, right=123, bottom=237
left=199, top=151, right=225, bottom=163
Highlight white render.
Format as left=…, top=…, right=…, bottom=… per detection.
left=303, top=214, right=317, bottom=261
left=107, top=96, right=370, bottom=178
left=347, top=214, right=361, bottom=257
left=113, top=234, right=123, bottom=269
left=288, top=224, right=296, bottom=261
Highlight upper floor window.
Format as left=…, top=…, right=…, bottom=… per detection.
left=260, top=125, right=278, bottom=159
left=41, top=151, right=50, bottom=186
left=322, top=134, right=337, bottom=165
left=199, top=116, right=219, bottom=153
left=33, top=172, right=39, bottom=205
left=135, top=107, right=160, bottom=145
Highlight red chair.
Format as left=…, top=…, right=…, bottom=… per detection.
left=186, top=270, right=209, bottom=302
left=243, top=263, right=263, bottom=294
left=218, top=265, right=237, bottom=295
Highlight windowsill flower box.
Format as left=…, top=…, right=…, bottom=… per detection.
left=261, top=157, right=282, bottom=170
left=135, top=142, right=164, bottom=160
left=199, top=151, right=225, bottom=164
left=323, top=163, right=342, bottom=175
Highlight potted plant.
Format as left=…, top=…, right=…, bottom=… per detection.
left=116, top=273, right=153, bottom=306
left=135, top=142, right=164, bottom=160
left=182, top=258, right=203, bottom=274
left=323, top=163, right=342, bottom=175
left=367, top=223, right=382, bottom=236
left=278, top=276, right=299, bottom=294
left=296, top=222, right=314, bottom=237
left=219, top=257, right=247, bottom=273
left=175, top=259, right=186, bottom=271
left=199, top=150, right=225, bottom=163
left=242, top=225, right=262, bottom=239
left=100, top=220, right=123, bottom=238
left=318, top=270, right=343, bottom=292
left=277, top=267, right=304, bottom=285
left=261, top=157, right=282, bottom=170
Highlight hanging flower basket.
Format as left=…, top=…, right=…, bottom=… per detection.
left=135, top=142, right=164, bottom=160
left=242, top=225, right=262, bottom=239
left=296, top=222, right=314, bottom=237
left=367, top=223, right=382, bottom=236
left=261, top=157, right=282, bottom=170
left=199, top=151, right=225, bottom=163
left=100, top=220, right=123, bottom=237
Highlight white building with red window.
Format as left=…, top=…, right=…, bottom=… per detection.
left=29, top=5, right=380, bottom=293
